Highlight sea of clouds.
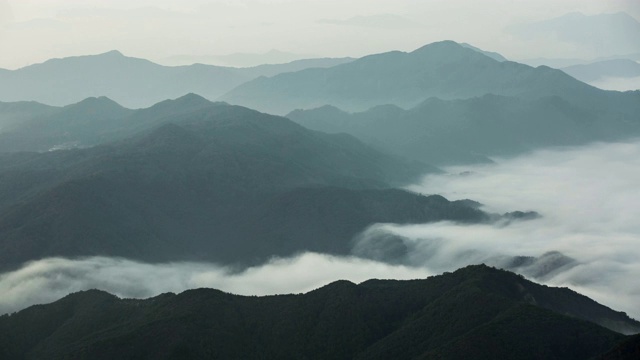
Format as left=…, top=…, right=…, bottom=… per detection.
left=1, top=140, right=639, bottom=321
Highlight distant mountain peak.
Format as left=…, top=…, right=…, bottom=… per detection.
left=174, top=93, right=212, bottom=104
left=100, top=50, right=125, bottom=57
left=410, top=40, right=506, bottom=64
left=64, top=96, right=126, bottom=111
left=411, top=40, right=463, bottom=53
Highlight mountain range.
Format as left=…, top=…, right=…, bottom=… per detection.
left=0, top=265, right=637, bottom=359
left=0, top=51, right=353, bottom=109
left=287, top=93, right=640, bottom=165
left=2, top=39, right=639, bottom=358
left=0, top=96, right=506, bottom=270
left=221, top=40, right=640, bottom=115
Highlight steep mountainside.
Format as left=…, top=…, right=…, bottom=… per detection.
left=598, top=334, right=640, bottom=360
left=0, top=265, right=636, bottom=359
left=0, top=102, right=497, bottom=270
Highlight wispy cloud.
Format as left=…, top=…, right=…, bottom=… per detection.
left=2, top=140, right=639, bottom=321
left=0, top=254, right=431, bottom=315
left=352, top=140, right=640, bottom=319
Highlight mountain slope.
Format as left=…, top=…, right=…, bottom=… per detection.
left=0, top=101, right=57, bottom=132
left=0, top=97, right=134, bottom=152
left=288, top=94, right=640, bottom=165
left=0, top=51, right=252, bottom=108
left=221, top=40, right=639, bottom=115
left=598, top=334, right=640, bottom=360
left=0, top=94, right=221, bottom=152
left=0, top=265, right=636, bottom=359
left=0, top=103, right=494, bottom=270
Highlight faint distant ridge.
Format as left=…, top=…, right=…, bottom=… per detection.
left=460, top=43, right=508, bottom=62
left=561, top=59, right=640, bottom=83
left=0, top=50, right=355, bottom=108
left=0, top=265, right=637, bottom=359
left=508, top=12, right=640, bottom=58
left=221, top=40, right=639, bottom=115
left=163, top=49, right=315, bottom=67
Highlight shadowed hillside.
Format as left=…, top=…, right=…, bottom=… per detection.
left=0, top=265, right=636, bottom=359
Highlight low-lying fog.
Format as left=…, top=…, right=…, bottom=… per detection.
left=1, top=140, right=638, bottom=321
left=385, top=139, right=640, bottom=319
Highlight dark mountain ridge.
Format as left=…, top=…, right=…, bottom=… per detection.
left=0, top=265, right=636, bottom=359
left=0, top=102, right=497, bottom=270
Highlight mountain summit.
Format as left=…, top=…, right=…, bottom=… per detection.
left=221, top=40, right=617, bottom=114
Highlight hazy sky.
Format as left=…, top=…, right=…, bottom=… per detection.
left=1, top=0, right=639, bottom=69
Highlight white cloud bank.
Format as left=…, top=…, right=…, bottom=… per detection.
left=1, top=140, right=639, bottom=322
left=0, top=253, right=431, bottom=315
left=354, top=139, right=640, bottom=319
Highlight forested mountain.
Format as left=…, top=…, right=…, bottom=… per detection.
left=598, top=334, right=640, bottom=360
left=0, top=101, right=500, bottom=270
left=0, top=265, right=636, bottom=360
left=0, top=94, right=218, bottom=152
left=288, top=93, right=640, bottom=165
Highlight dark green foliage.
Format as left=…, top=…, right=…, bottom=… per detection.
left=0, top=265, right=635, bottom=359
left=0, top=102, right=487, bottom=270
left=597, top=334, right=640, bottom=360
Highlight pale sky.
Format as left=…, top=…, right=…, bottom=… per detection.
left=1, top=0, right=639, bottom=69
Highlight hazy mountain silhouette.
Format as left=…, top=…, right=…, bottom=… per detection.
left=562, top=59, right=640, bottom=83
left=0, top=100, right=57, bottom=132
left=236, top=57, right=355, bottom=78
left=508, top=12, right=640, bottom=58
left=460, top=43, right=508, bottom=62
left=0, top=101, right=506, bottom=270
left=164, top=49, right=315, bottom=67
left=0, top=265, right=636, bottom=359
left=0, top=51, right=354, bottom=108
left=288, top=93, right=640, bottom=165
left=221, top=40, right=639, bottom=115
left=0, top=94, right=222, bottom=152
left=0, top=97, right=134, bottom=152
